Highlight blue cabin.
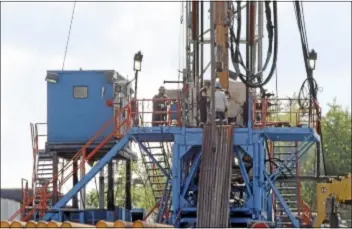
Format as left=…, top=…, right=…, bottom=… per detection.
left=46, top=70, right=134, bottom=145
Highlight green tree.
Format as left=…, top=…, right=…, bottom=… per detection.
left=86, top=159, right=155, bottom=211
left=301, top=99, right=351, bottom=207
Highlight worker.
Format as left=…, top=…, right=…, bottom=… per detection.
left=224, top=90, right=242, bottom=125
left=199, top=81, right=210, bottom=125
left=152, top=86, right=169, bottom=126
left=215, top=81, right=228, bottom=121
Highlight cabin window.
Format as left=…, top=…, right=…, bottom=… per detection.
left=73, top=86, right=88, bottom=99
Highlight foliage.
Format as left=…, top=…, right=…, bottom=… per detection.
left=301, top=99, right=351, bottom=207
left=86, top=159, right=155, bottom=211
left=267, top=98, right=351, bottom=208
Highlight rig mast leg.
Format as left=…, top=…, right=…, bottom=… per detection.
left=52, top=152, right=58, bottom=205
left=99, top=169, right=104, bottom=209
left=197, top=126, right=233, bottom=227
left=107, top=161, right=114, bottom=210
left=125, top=160, right=132, bottom=210
left=72, top=161, right=78, bottom=208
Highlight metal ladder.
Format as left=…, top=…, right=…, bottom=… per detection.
left=34, top=151, right=54, bottom=209
left=140, top=142, right=171, bottom=203
left=274, top=143, right=300, bottom=227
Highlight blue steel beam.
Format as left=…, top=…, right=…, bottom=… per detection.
left=132, top=136, right=170, bottom=179
left=234, top=147, right=252, bottom=194
left=181, top=152, right=201, bottom=198
left=43, top=135, right=130, bottom=221
left=157, top=176, right=171, bottom=223
left=129, top=127, right=319, bottom=146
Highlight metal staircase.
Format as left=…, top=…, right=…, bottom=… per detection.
left=10, top=103, right=133, bottom=222
left=34, top=151, right=54, bottom=208
left=140, top=142, right=171, bottom=203
left=274, top=143, right=306, bottom=227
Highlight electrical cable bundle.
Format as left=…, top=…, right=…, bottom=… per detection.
left=294, top=1, right=320, bottom=110
left=229, top=0, right=278, bottom=88
left=293, top=1, right=328, bottom=176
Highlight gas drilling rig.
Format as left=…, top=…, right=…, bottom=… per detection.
left=3, top=1, right=351, bottom=228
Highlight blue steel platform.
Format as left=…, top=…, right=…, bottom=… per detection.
left=42, top=125, right=319, bottom=228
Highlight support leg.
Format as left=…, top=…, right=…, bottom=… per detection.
left=99, top=169, right=105, bottom=209
left=52, top=152, right=58, bottom=205
left=125, top=160, right=132, bottom=210
left=107, top=161, right=114, bottom=210
left=72, top=161, right=78, bottom=208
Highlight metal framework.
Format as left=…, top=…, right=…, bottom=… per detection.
left=12, top=95, right=320, bottom=228
left=7, top=2, right=327, bottom=228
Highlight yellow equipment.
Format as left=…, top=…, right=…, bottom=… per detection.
left=314, top=173, right=352, bottom=227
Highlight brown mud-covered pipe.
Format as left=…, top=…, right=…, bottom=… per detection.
left=60, top=221, right=94, bottom=228
left=114, top=220, right=133, bottom=228
left=10, top=221, right=26, bottom=228
left=47, top=221, right=61, bottom=228
left=25, top=221, right=37, bottom=228
left=132, top=220, right=173, bottom=228
left=36, top=221, right=48, bottom=228
left=95, top=220, right=114, bottom=228
left=0, top=221, right=11, bottom=228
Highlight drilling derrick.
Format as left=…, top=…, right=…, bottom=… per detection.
left=7, top=1, right=350, bottom=228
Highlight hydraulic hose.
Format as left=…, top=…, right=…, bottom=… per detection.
left=230, top=1, right=278, bottom=88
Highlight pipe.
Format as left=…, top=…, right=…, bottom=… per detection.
left=99, top=169, right=104, bottom=209
left=10, top=221, right=26, bottom=228
left=1, top=221, right=11, bottom=228
left=37, top=221, right=48, bottom=228
left=96, top=220, right=114, bottom=228
left=107, top=161, right=115, bottom=210
left=60, top=221, right=94, bottom=228
left=72, top=161, right=78, bottom=208
left=114, top=220, right=134, bottom=228
left=47, top=221, right=61, bottom=228
left=125, top=160, right=132, bottom=210
left=25, top=221, right=37, bottom=228
left=200, top=0, right=204, bottom=88
left=132, top=220, right=173, bottom=228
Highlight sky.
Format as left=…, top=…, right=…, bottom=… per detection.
left=1, top=1, right=351, bottom=189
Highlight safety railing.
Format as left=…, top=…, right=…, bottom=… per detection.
left=130, top=98, right=182, bottom=127
left=10, top=103, right=132, bottom=222
left=300, top=199, right=313, bottom=226
left=252, top=98, right=319, bottom=129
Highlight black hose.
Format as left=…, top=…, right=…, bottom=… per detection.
left=230, top=1, right=278, bottom=88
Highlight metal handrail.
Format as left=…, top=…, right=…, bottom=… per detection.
left=10, top=103, right=132, bottom=221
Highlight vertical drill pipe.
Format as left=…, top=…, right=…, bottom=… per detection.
left=107, top=161, right=114, bottom=210
left=257, top=1, right=264, bottom=77
left=192, top=0, right=200, bottom=126
left=215, top=1, right=229, bottom=90
left=249, top=2, right=257, bottom=74
left=244, top=3, right=250, bottom=127
left=200, top=1, right=204, bottom=88
left=197, top=126, right=233, bottom=227
left=209, top=1, right=216, bottom=137
left=183, top=1, right=190, bottom=126
left=125, top=160, right=132, bottom=210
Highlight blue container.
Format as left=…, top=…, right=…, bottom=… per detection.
left=46, top=70, right=116, bottom=143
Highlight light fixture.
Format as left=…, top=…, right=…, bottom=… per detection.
left=308, top=49, right=317, bottom=70
left=45, top=72, right=58, bottom=83
left=133, top=51, right=143, bottom=72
